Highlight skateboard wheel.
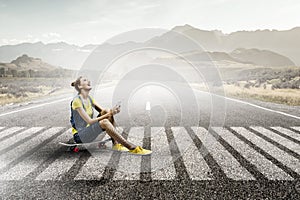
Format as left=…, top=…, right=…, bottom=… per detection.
left=73, top=147, right=80, bottom=152
left=98, top=143, right=106, bottom=149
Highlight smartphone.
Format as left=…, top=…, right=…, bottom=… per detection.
left=115, top=101, right=121, bottom=108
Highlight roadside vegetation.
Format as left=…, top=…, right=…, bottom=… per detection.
left=0, top=77, right=73, bottom=106
left=223, top=67, right=300, bottom=105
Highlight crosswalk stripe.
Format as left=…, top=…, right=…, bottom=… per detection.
left=0, top=128, right=68, bottom=180
left=231, top=127, right=300, bottom=175
left=151, top=127, right=176, bottom=180
left=113, top=127, right=144, bottom=180
left=212, top=127, right=293, bottom=180
left=0, top=127, right=24, bottom=139
left=0, top=127, right=44, bottom=152
left=74, top=151, right=113, bottom=180
left=172, top=127, right=212, bottom=180
left=192, top=127, right=255, bottom=180
left=0, top=126, right=298, bottom=181
left=291, top=126, right=300, bottom=132
left=74, top=129, right=123, bottom=180
left=0, top=127, right=64, bottom=172
left=35, top=153, right=80, bottom=181
left=270, top=127, right=300, bottom=142
left=251, top=127, right=300, bottom=155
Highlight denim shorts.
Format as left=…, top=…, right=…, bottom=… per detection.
left=74, top=122, right=105, bottom=143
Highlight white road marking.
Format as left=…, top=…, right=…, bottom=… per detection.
left=201, top=91, right=300, bottom=120
left=232, top=127, right=300, bottom=175
left=0, top=127, right=65, bottom=172
left=0, top=128, right=67, bottom=180
left=0, top=126, right=298, bottom=181
left=0, top=97, right=72, bottom=117
left=270, top=127, right=300, bottom=142
left=291, top=127, right=300, bottom=132
left=192, top=127, right=255, bottom=180
left=213, top=127, right=293, bottom=180
left=36, top=153, right=80, bottom=181
left=113, top=127, right=144, bottom=180
left=251, top=127, right=300, bottom=155
left=172, top=127, right=212, bottom=180
left=0, top=127, right=44, bottom=152
left=146, top=101, right=151, bottom=111
left=151, top=127, right=176, bottom=180
left=74, top=151, right=113, bottom=180
left=223, top=95, right=300, bottom=120
left=74, top=128, right=123, bottom=180
left=0, top=127, right=25, bottom=139
left=1, top=88, right=299, bottom=121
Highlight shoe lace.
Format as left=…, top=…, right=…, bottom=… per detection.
left=137, top=146, right=143, bottom=152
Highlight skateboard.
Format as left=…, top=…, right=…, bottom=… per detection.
left=59, top=138, right=112, bottom=152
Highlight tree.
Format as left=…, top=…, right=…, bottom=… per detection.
left=0, top=68, right=5, bottom=77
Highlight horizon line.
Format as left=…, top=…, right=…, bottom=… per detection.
left=1, top=25, right=300, bottom=47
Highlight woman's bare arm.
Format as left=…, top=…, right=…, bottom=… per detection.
left=93, top=101, right=104, bottom=113
left=93, top=101, right=120, bottom=115
left=76, top=107, right=112, bottom=125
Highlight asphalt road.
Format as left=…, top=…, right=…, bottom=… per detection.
left=0, top=86, right=299, bottom=199
left=1, top=85, right=299, bottom=127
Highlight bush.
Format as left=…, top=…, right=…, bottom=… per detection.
left=244, top=83, right=251, bottom=89
left=26, top=87, right=41, bottom=93
left=0, top=88, right=8, bottom=94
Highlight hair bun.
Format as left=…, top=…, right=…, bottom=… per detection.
left=71, top=82, right=75, bottom=87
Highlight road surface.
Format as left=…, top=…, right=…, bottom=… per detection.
left=0, top=86, right=299, bottom=199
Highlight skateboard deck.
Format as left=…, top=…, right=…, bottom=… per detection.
left=59, top=138, right=112, bottom=152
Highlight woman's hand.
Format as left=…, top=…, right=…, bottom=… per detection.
left=101, top=109, right=113, bottom=117
left=111, top=106, right=120, bottom=115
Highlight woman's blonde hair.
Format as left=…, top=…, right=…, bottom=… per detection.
left=71, top=76, right=82, bottom=94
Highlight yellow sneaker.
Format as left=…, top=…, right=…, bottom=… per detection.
left=112, top=143, right=129, bottom=152
left=129, top=146, right=152, bottom=155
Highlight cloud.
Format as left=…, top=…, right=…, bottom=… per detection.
left=1, top=0, right=300, bottom=46
left=76, top=48, right=92, bottom=53
left=51, top=48, right=63, bottom=51
left=0, top=32, right=61, bottom=46
left=42, top=32, right=61, bottom=39
left=1, top=37, right=40, bottom=45
left=87, top=20, right=100, bottom=24
left=41, top=32, right=63, bottom=43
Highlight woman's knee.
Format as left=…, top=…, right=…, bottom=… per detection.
left=101, top=108, right=110, bottom=115
left=99, top=118, right=110, bottom=128
left=104, top=108, right=110, bottom=113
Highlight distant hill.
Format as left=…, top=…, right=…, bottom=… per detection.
left=154, top=48, right=294, bottom=67
left=0, top=25, right=299, bottom=69
left=10, top=54, right=61, bottom=70
left=148, top=24, right=300, bottom=66
left=0, top=42, right=97, bottom=69
left=181, top=51, right=248, bottom=63
left=229, top=48, right=295, bottom=67
left=0, top=54, right=71, bottom=77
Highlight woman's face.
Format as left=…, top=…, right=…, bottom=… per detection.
left=79, top=77, right=92, bottom=91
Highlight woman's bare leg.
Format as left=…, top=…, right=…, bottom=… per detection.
left=100, top=109, right=117, bottom=145
left=99, top=119, right=136, bottom=150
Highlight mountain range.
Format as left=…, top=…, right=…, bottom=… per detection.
left=0, top=54, right=71, bottom=77
left=0, top=24, right=299, bottom=69
left=0, top=54, right=61, bottom=70
left=170, top=24, right=300, bottom=65
left=0, top=42, right=96, bottom=69
left=162, top=48, right=295, bottom=67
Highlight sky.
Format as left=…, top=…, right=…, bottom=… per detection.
left=0, top=0, right=299, bottom=46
